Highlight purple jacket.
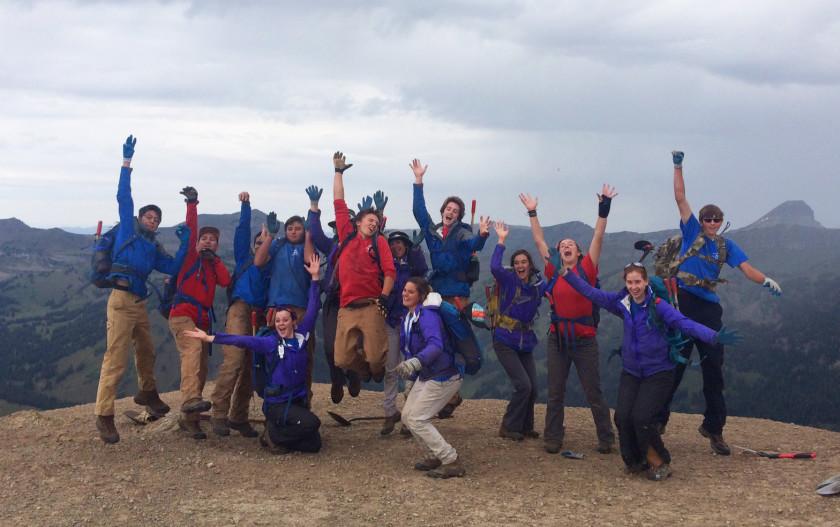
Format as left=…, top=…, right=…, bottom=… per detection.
left=212, top=280, right=321, bottom=403
left=308, top=209, right=340, bottom=299
left=564, top=272, right=718, bottom=379
left=490, top=244, right=550, bottom=352
left=386, top=246, right=429, bottom=328
left=400, top=294, right=460, bottom=382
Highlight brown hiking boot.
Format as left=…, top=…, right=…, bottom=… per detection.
left=259, top=429, right=290, bottom=455
left=229, top=420, right=259, bottom=438
left=347, top=373, right=361, bottom=397
left=597, top=441, right=614, bottom=454
left=437, top=395, right=462, bottom=419
left=647, top=462, right=673, bottom=481
left=523, top=429, right=540, bottom=439
left=499, top=424, right=524, bottom=441
left=427, top=459, right=466, bottom=479
left=178, top=419, right=207, bottom=440
left=414, top=456, right=442, bottom=471
left=380, top=411, right=401, bottom=436
left=372, top=368, right=385, bottom=383
left=95, top=415, right=119, bottom=444
left=133, top=389, right=170, bottom=415
left=545, top=440, right=562, bottom=454
left=330, top=382, right=344, bottom=404
left=210, top=417, right=230, bottom=437
left=698, top=424, right=731, bottom=456
left=181, top=398, right=211, bottom=414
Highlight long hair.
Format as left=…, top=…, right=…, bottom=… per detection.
left=406, top=276, right=431, bottom=303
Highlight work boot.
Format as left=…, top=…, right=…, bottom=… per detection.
left=656, top=422, right=667, bottom=435
left=545, top=440, right=562, bottom=454
left=647, top=462, right=673, bottom=482
left=347, top=373, right=361, bottom=397
left=181, top=398, right=211, bottom=414
left=229, top=420, right=259, bottom=438
left=95, top=415, right=120, bottom=444
left=437, top=395, right=462, bottom=419
left=380, top=411, right=401, bottom=436
left=597, top=441, right=614, bottom=454
left=427, top=459, right=466, bottom=479
left=133, top=389, right=170, bottom=415
left=210, top=417, right=230, bottom=437
left=523, top=429, right=540, bottom=439
left=330, top=382, right=344, bottom=404
left=624, top=462, right=650, bottom=475
left=259, top=429, right=290, bottom=455
left=414, top=456, right=442, bottom=471
left=399, top=425, right=411, bottom=437
left=372, top=368, right=385, bottom=383
left=178, top=419, right=207, bottom=440
left=499, top=424, right=524, bottom=441
left=698, top=424, right=730, bottom=456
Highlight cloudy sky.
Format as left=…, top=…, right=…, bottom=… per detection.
left=1, top=0, right=838, bottom=235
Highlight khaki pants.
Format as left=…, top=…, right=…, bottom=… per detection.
left=169, top=315, right=209, bottom=422
left=402, top=374, right=463, bottom=464
left=94, top=289, right=158, bottom=416
left=210, top=301, right=256, bottom=423
left=335, top=302, right=387, bottom=376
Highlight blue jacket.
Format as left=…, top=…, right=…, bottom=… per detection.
left=400, top=293, right=461, bottom=382
left=230, top=200, right=269, bottom=308
left=109, top=166, right=188, bottom=298
left=266, top=238, right=310, bottom=308
left=213, top=281, right=321, bottom=404
left=490, top=244, right=550, bottom=352
left=564, top=272, right=718, bottom=379
left=412, top=184, right=487, bottom=298
left=386, top=246, right=429, bottom=328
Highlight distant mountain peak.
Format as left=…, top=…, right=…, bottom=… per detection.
left=742, top=200, right=822, bottom=230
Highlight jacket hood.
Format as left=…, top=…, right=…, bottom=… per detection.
left=423, top=292, right=443, bottom=308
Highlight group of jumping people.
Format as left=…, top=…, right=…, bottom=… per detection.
left=94, top=137, right=782, bottom=481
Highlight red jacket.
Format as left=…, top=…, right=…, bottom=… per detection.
left=169, top=201, right=231, bottom=328
left=334, top=199, right=396, bottom=307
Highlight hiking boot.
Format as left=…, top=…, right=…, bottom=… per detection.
left=414, top=457, right=442, bottom=471
left=427, top=459, right=466, bottom=479
left=545, top=440, right=562, bottom=454
left=698, top=424, right=730, bottom=456
left=647, top=462, right=673, bottom=481
left=499, top=424, right=524, bottom=441
left=523, top=429, right=540, bottom=439
left=210, top=418, right=230, bottom=437
left=624, top=462, right=650, bottom=475
left=133, top=389, right=170, bottom=415
left=597, top=441, right=614, bottom=454
left=656, top=422, right=667, bottom=435
left=380, top=411, right=401, bottom=436
left=362, top=371, right=373, bottom=383
left=399, top=425, right=411, bottom=437
left=259, top=429, right=290, bottom=455
left=437, top=395, right=462, bottom=419
left=178, top=419, right=207, bottom=440
left=181, top=398, right=211, bottom=414
left=372, top=368, right=385, bottom=383
left=347, top=374, right=361, bottom=397
left=95, top=415, right=119, bottom=444
left=229, top=420, right=259, bottom=438
left=330, top=382, right=344, bottom=404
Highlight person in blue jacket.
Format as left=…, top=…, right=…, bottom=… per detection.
left=490, top=221, right=551, bottom=441
left=396, top=277, right=466, bottom=479
left=94, top=135, right=190, bottom=444
left=209, top=191, right=269, bottom=438
left=185, top=253, right=323, bottom=454
left=557, top=257, right=742, bottom=481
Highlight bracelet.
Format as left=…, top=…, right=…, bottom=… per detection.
left=527, top=209, right=537, bottom=217
left=335, top=167, right=346, bottom=174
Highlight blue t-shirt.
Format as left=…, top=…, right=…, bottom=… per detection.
left=677, top=214, right=748, bottom=303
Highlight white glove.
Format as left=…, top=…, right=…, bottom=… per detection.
left=763, top=277, right=782, bottom=296
left=395, top=358, right=422, bottom=379
left=403, top=380, right=415, bottom=400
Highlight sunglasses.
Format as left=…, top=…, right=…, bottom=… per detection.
left=702, top=217, right=722, bottom=224
left=624, top=262, right=645, bottom=269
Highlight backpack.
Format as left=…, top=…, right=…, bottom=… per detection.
left=653, top=232, right=728, bottom=291
left=157, top=258, right=202, bottom=320
left=330, top=229, right=385, bottom=289
left=484, top=270, right=541, bottom=332
left=252, top=327, right=280, bottom=399
left=89, top=223, right=141, bottom=288
left=438, top=300, right=483, bottom=375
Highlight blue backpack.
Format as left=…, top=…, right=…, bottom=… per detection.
left=89, top=223, right=140, bottom=288
left=438, top=300, right=483, bottom=375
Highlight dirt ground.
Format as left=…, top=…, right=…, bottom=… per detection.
left=1, top=383, right=838, bottom=526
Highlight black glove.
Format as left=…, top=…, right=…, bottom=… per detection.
left=181, top=186, right=198, bottom=203
left=199, top=248, right=217, bottom=261
left=598, top=195, right=612, bottom=218
left=377, top=294, right=389, bottom=317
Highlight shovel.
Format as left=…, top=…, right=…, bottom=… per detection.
left=733, top=445, right=815, bottom=459
left=817, top=475, right=840, bottom=496
left=327, top=411, right=387, bottom=427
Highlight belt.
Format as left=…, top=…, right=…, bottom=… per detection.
left=345, top=298, right=376, bottom=309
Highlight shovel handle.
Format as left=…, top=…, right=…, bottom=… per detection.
left=779, top=453, right=816, bottom=459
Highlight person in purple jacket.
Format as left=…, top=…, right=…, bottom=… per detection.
left=184, top=253, right=324, bottom=454
left=396, top=277, right=466, bottom=479
left=556, top=257, right=742, bottom=481
left=490, top=221, right=551, bottom=441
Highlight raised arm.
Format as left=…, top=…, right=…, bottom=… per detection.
left=519, top=193, right=550, bottom=263
left=410, top=158, right=433, bottom=234
left=672, top=151, right=692, bottom=224
left=589, top=184, right=617, bottom=268
left=253, top=212, right=278, bottom=267
left=333, top=151, right=352, bottom=202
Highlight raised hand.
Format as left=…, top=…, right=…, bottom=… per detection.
left=305, top=185, right=323, bottom=203
left=238, top=191, right=250, bottom=203
left=412, top=229, right=425, bottom=246
left=478, top=215, right=491, bottom=237
left=266, top=211, right=280, bottom=234
left=357, top=195, right=373, bottom=212
left=180, top=186, right=198, bottom=203
left=373, top=190, right=388, bottom=211
left=519, top=193, right=538, bottom=212
left=123, top=135, right=136, bottom=161
left=175, top=225, right=191, bottom=243
left=546, top=247, right=564, bottom=277
left=493, top=220, right=508, bottom=243
left=333, top=151, right=353, bottom=173
left=597, top=184, right=618, bottom=218
left=672, top=150, right=684, bottom=168
left=306, top=253, right=322, bottom=278
left=409, top=158, right=427, bottom=181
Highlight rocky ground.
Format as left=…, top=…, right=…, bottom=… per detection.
left=1, top=383, right=838, bottom=526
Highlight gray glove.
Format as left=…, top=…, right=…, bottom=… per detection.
left=180, top=186, right=198, bottom=203
left=395, top=358, right=422, bottom=379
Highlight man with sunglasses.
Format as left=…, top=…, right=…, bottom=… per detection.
left=658, top=150, right=782, bottom=456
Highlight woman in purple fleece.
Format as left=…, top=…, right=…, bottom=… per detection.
left=490, top=220, right=551, bottom=441
left=557, top=260, right=741, bottom=481
left=184, top=254, right=323, bottom=455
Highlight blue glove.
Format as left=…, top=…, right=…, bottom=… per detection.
left=357, top=195, right=373, bottom=212
left=123, top=135, right=136, bottom=161
left=763, top=277, right=782, bottom=296
left=301, top=215, right=309, bottom=232
left=715, top=325, right=743, bottom=346
left=266, top=212, right=280, bottom=234
left=305, top=185, right=323, bottom=202
left=412, top=229, right=425, bottom=246
left=175, top=225, right=190, bottom=243
left=546, top=247, right=563, bottom=277
left=671, top=150, right=684, bottom=168
left=373, top=190, right=388, bottom=211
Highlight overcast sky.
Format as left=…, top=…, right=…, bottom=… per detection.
left=1, top=0, right=838, bottom=235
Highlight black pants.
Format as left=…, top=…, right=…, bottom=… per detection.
left=265, top=399, right=322, bottom=453
left=493, top=339, right=538, bottom=433
left=615, top=369, right=674, bottom=468
left=322, top=294, right=360, bottom=388
left=658, top=291, right=726, bottom=434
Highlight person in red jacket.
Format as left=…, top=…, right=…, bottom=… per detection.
left=331, top=151, right=397, bottom=380
left=168, top=186, right=232, bottom=440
